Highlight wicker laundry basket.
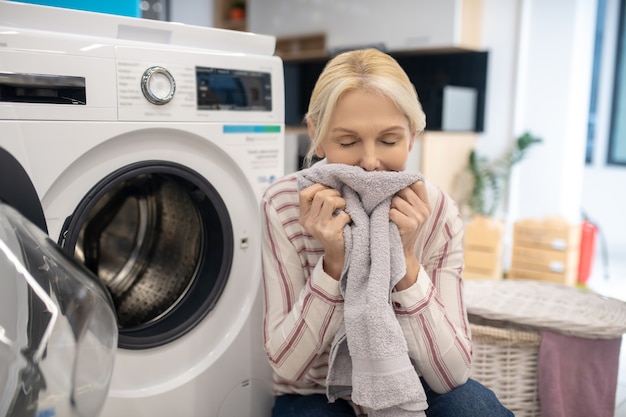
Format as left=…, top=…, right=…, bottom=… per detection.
left=470, top=320, right=542, bottom=416
left=464, top=279, right=626, bottom=417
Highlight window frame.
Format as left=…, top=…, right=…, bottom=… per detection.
left=607, top=0, right=626, bottom=165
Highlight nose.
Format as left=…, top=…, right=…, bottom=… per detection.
left=359, top=144, right=379, bottom=171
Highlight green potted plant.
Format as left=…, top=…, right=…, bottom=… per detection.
left=467, top=131, right=542, bottom=217
left=460, top=132, right=542, bottom=279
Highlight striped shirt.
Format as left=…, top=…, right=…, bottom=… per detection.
left=261, top=171, right=473, bottom=403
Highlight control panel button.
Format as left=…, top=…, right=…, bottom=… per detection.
left=141, top=66, right=175, bottom=105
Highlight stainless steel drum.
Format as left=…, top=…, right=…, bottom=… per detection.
left=60, top=161, right=233, bottom=349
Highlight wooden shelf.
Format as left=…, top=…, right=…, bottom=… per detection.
left=276, top=33, right=327, bottom=62
left=220, top=18, right=246, bottom=31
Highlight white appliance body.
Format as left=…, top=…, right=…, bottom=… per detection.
left=0, top=3, right=284, bottom=416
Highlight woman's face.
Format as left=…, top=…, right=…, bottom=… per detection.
left=315, top=89, right=415, bottom=171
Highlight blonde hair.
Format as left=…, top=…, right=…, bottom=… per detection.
left=304, top=48, right=426, bottom=166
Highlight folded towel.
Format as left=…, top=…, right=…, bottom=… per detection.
left=538, top=330, right=622, bottom=417
left=297, top=163, right=428, bottom=416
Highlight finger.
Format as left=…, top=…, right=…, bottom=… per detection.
left=299, top=186, right=346, bottom=230
left=300, top=185, right=341, bottom=217
left=390, top=194, right=411, bottom=215
left=299, top=183, right=330, bottom=208
left=390, top=186, right=429, bottom=225
left=332, top=210, right=351, bottom=227
left=394, top=183, right=420, bottom=206
left=391, top=187, right=421, bottom=213
left=315, top=194, right=346, bottom=219
left=389, top=207, right=405, bottom=224
left=394, top=181, right=430, bottom=217
left=410, top=180, right=429, bottom=205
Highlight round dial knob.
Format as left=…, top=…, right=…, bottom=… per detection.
left=141, top=66, right=176, bottom=105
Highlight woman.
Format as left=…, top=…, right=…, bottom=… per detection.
left=261, top=48, right=512, bottom=417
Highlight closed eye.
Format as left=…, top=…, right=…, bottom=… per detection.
left=380, top=135, right=401, bottom=145
left=336, top=135, right=359, bottom=147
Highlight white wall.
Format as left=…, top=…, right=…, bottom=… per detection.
left=484, top=0, right=599, bottom=267
left=582, top=0, right=626, bottom=254
left=508, top=0, right=595, bottom=224
left=498, top=0, right=626, bottom=254
left=169, top=0, right=212, bottom=26
left=168, top=0, right=626, bottom=254
left=477, top=1, right=521, bottom=165
left=248, top=0, right=471, bottom=51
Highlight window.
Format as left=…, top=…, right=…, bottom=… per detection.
left=586, top=0, right=607, bottom=163
left=608, top=0, right=626, bottom=164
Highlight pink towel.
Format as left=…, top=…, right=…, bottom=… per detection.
left=538, top=331, right=622, bottom=417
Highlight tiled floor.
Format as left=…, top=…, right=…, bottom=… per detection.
left=586, top=249, right=626, bottom=417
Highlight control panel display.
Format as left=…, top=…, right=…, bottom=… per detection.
left=196, top=67, right=272, bottom=111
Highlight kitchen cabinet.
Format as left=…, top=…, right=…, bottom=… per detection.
left=284, top=51, right=488, bottom=132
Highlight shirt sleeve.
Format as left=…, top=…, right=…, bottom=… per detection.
left=261, top=183, right=345, bottom=382
left=391, top=183, right=473, bottom=393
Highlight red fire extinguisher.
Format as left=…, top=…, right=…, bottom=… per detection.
left=577, top=217, right=598, bottom=285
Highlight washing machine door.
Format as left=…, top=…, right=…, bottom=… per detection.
left=0, top=147, right=47, bottom=234
left=59, top=160, right=234, bottom=350
left=0, top=148, right=118, bottom=417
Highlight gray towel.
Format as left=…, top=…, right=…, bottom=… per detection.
left=297, top=163, right=428, bottom=416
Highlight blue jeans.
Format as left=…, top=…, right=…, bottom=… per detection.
left=272, top=378, right=514, bottom=417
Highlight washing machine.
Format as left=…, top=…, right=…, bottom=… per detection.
left=0, top=2, right=284, bottom=416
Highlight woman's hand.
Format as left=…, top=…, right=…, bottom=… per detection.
left=389, top=180, right=431, bottom=290
left=299, top=184, right=351, bottom=280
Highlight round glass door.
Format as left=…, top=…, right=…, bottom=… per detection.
left=60, top=161, right=233, bottom=349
